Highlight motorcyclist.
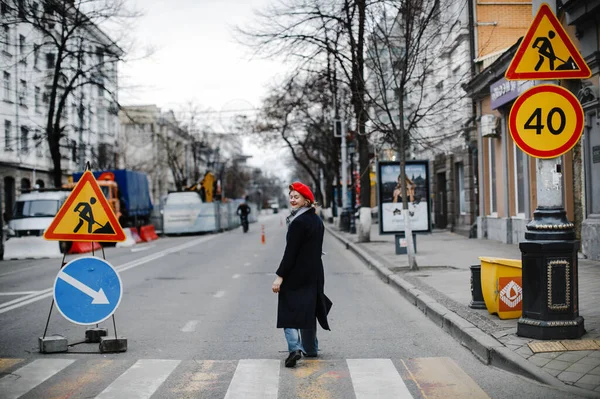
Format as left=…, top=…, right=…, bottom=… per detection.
left=236, top=200, right=251, bottom=232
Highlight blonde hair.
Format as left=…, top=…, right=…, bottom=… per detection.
left=288, top=189, right=318, bottom=209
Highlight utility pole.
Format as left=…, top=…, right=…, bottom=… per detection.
left=78, top=99, right=85, bottom=170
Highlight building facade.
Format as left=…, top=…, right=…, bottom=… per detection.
left=1, top=1, right=121, bottom=222
left=563, top=0, right=600, bottom=260
left=465, top=2, right=600, bottom=261
left=119, top=105, right=194, bottom=205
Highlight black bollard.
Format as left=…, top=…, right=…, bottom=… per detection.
left=517, top=208, right=585, bottom=339
left=469, top=265, right=486, bottom=309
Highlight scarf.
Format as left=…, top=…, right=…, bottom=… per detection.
left=286, top=206, right=310, bottom=227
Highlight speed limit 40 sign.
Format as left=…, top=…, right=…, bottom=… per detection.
left=509, top=84, right=584, bottom=159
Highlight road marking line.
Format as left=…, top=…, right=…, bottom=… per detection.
left=224, top=359, right=279, bottom=399
left=402, top=357, right=490, bottom=399
left=232, top=274, right=240, bottom=279
left=214, top=290, right=225, bottom=298
left=0, top=264, right=47, bottom=278
left=131, top=244, right=155, bottom=253
left=244, top=262, right=251, bottom=266
left=0, top=236, right=215, bottom=314
left=181, top=320, right=199, bottom=333
left=347, top=359, right=412, bottom=399
left=0, top=291, right=39, bottom=296
left=96, top=359, right=181, bottom=399
left=0, top=358, right=75, bottom=399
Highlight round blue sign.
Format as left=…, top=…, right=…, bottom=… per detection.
left=53, top=256, right=123, bottom=325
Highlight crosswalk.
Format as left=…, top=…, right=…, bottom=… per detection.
left=0, top=356, right=490, bottom=399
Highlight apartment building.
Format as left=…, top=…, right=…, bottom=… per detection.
left=0, top=0, right=121, bottom=221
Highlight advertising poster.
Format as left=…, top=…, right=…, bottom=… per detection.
left=378, top=161, right=431, bottom=234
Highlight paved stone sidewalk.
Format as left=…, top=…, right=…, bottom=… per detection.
left=325, top=221, right=600, bottom=398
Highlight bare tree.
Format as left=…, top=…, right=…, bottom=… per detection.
left=364, top=0, right=473, bottom=269
left=254, top=70, right=352, bottom=206
left=236, top=0, right=371, bottom=234
left=176, top=101, right=219, bottom=183
left=2, top=0, right=139, bottom=187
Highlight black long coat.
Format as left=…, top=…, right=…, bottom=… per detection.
left=276, top=208, right=332, bottom=330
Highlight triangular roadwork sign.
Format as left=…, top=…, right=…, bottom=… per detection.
left=505, top=3, right=591, bottom=80
left=44, top=170, right=126, bottom=242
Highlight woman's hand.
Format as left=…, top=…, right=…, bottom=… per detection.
left=272, top=276, right=283, bottom=293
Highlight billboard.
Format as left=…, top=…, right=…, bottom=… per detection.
left=377, top=160, right=431, bottom=234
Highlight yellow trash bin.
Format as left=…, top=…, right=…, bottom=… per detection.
left=479, top=257, right=523, bottom=319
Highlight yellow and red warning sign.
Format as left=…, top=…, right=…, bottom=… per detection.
left=499, top=277, right=523, bottom=313
left=505, top=3, right=591, bottom=80
left=44, top=170, right=125, bottom=242
left=509, top=84, right=584, bottom=159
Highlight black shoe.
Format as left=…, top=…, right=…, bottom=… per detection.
left=304, top=353, right=318, bottom=358
left=285, top=350, right=302, bottom=367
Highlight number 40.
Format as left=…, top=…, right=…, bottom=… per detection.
left=524, top=107, right=566, bottom=135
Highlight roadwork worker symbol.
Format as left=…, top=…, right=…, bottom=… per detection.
left=74, top=197, right=97, bottom=233
left=73, top=196, right=115, bottom=235
left=532, top=30, right=576, bottom=72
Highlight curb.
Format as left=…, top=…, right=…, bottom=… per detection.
left=325, top=225, right=600, bottom=399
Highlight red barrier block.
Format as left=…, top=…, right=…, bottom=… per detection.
left=68, top=241, right=102, bottom=254
left=139, top=225, right=159, bottom=242
left=130, top=227, right=143, bottom=243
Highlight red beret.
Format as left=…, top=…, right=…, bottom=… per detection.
left=289, top=181, right=315, bottom=203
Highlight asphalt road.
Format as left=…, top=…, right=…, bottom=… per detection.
left=0, top=213, right=586, bottom=398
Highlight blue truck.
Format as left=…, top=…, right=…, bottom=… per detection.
left=72, top=169, right=153, bottom=228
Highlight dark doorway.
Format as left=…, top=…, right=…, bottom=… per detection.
left=436, top=172, right=448, bottom=229
left=4, top=177, right=15, bottom=221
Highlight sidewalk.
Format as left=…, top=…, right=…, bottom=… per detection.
left=325, top=221, right=600, bottom=398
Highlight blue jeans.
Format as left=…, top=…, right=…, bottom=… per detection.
left=284, top=328, right=318, bottom=355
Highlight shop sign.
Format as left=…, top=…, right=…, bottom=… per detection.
left=490, top=78, right=534, bottom=110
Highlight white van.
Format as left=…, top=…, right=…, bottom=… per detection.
left=4, top=190, right=71, bottom=259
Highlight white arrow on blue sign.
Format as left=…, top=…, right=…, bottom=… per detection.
left=53, top=256, right=123, bottom=325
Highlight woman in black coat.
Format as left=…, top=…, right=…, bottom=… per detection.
left=272, top=181, right=332, bottom=368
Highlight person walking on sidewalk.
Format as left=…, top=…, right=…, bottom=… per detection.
left=272, top=181, right=333, bottom=368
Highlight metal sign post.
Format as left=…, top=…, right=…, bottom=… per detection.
left=506, top=1, right=587, bottom=339
left=40, top=164, right=128, bottom=353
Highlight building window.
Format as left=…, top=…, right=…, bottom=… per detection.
left=34, top=86, right=40, bottom=112
left=20, top=126, right=28, bottom=154
left=34, top=129, right=43, bottom=157
left=19, top=79, right=27, bottom=106
left=71, top=139, right=78, bottom=162
left=3, top=71, right=10, bottom=100
left=2, top=24, right=9, bottom=53
left=33, top=44, right=40, bottom=68
left=456, top=163, right=466, bottom=215
left=514, top=143, right=526, bottom=216
left=46, top=52, right=55, bottom=69
left=4, top=120, right=12, bottom=151
left=17, top=0, right=25, bottom=18
left=20, top=178, right=30, bottom=191
left=35, top=179, right=44, bottom=189
left=19, top=34, right=25, bottom=55
left=488, top=138, right=497, bottom=215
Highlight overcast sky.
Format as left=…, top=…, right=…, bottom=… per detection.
left=118, top=0, right=291, bottom=178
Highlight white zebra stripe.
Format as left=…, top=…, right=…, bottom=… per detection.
left=95, top=359, right=181, bottom=399
left=0, top=358, right=75, bottom=399
left=347, top=358, right=413, bottom=399
left=224, top=359, right=280, bottom=399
